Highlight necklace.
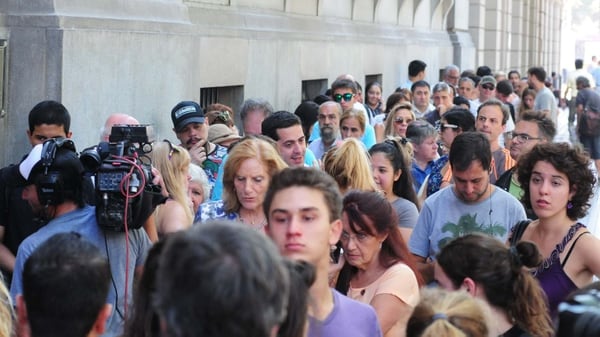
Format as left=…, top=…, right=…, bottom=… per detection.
left=239, top=213, right=267, bottom=231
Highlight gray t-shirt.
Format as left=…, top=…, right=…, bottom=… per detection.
left=391, top=197, right=419, bottom=229
left=534, top=86, right=558, bottom=124
left=409, top=185, right=526, bottom=259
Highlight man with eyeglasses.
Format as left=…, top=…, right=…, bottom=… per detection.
left=475, top=99, right=515, bottom=184
left=443, top=64, right=460, bottom=88
left=496, top=110, right=556, bottom=218
left=327, top=78, right=376, bottom=148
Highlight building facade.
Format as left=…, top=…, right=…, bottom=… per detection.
left=0, top=0, right=563, bottom=165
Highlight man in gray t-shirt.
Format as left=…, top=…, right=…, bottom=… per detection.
left=409, top=132, right=526, bottom=283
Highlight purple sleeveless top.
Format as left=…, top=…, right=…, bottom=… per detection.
left=534, top=222, right=588, bottom=318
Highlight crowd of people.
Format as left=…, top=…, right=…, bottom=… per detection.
left=0, top=58, right=600, bottom=337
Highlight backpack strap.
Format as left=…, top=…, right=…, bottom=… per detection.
left=509, top=220, right=532, bottom=246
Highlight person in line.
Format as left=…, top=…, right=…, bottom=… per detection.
left=265, top=167, right=383, bottom=337
left=339, top=109, right=366, bottom=142
left=409, top=132, right=526, bottom=283
left=188, top=163, right=210, bottom=215
left=322, top=138, right=377, bottom=195
left=369, top=138, right=420, bottom=241
left=383, top=103, right=415, bottom=139
left=406, top=121, right=438, bottom=193
left=151, top=140, right=193, bottom=236
left=422, top=107, right=475, bottom=199
left=17, top=232, right=112, bottom=337
left=510, top=142, right=600, bottom=318
left=364, top=81, right=384, bottom=124
left=154, top=221, right=290, bottom=337
left=435, top=233, right=553, bottom=337
left=335, top=190, right=422, bottom=337
left=406, top=288, right=489, bottom=337
left=197, top=136, right=287, bottom=233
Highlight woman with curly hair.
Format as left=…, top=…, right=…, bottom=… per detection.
left=435, top=233, right=553, bottom=337
left=510, top=142, right=600, bottom=318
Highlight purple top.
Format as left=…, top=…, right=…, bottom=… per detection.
left=534, top=222, right=587, bottom=318
left=308, top=289, right=382, bottom=337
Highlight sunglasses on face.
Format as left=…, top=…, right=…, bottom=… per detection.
left=481, top=83, right=495, bottom=91
left=394, top=117, right=413, bottom=125
left=333, top=93, right=355, bottom=102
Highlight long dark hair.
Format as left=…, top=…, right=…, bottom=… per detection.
left=335, top=191, right=423, bottom=294
left=437, top=233, right=553, bottom=337
left=369, top=137, right=420, bottom=210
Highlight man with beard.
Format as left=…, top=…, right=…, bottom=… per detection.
left=408, top=132, right=526, bottom=283
left=171, top=101, right=227, bottom=198
left=308, top=101, right=343, bottom=160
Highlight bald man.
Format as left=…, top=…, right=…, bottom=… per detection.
left=101, top=113, right=140, bottom=142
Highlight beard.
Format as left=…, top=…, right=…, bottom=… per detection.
left=320, top=126, right=336, bottom=144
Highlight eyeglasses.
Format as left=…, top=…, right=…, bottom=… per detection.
left=509, top=132, right=542, bottom=143
left=163, top=139, right=179, bottom=160
left=481, top=83, right=495, bottom=91
left=394, top=117, right=413, bottom=125
left=333, top=93, right=355, bottom=103
left=340, top=231, right=370, bottom=243
left=437, top=123, right=459, bottom=132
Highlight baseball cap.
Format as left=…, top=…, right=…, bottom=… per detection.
left=171, top=101, right=205, bottom=132
left=480, top=75, right=497, bottom=87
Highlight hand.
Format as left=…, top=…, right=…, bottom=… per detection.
left=188, top=139, right=207, bottom=166
left=151, top=166, right=169, bottom=198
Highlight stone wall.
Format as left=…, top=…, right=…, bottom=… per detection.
left=0, top=0, right=562, bottom=165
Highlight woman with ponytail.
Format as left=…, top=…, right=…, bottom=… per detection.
left=434, top=233, right=553, bottom=337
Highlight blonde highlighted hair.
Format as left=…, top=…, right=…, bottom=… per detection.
left=407, top=288, right=490, bottom=337
left=223, top=136, right=288, bottom=213
left=384, top=102, right=415, bottom=137
left=0, top=276, right=14, bottom=337
left=339, top=109, right=366, bottom=134
left=151, top=141, right=193, bottom=224
left=322, top=138, right=377, bottom=194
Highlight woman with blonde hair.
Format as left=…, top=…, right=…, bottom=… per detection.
left=340, top=109, right=367, bottom=141
left=0, top=278, right=14, bottom=337
left=198, top=136, right=287, bottom=232
left=151, top=140, right=193, bottom=236
left=383, top=102, right=415, bottom=139
left=322, top=138, right=377, bottom=194
left=407, top=288, right=489, bottom=337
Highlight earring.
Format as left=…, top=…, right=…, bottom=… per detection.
left=567, top=201, right=573, bottom=209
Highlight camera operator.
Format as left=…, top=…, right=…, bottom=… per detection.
left=0, top=100, right=73, bottom=285
left=9, top=138, right=152, bottom=337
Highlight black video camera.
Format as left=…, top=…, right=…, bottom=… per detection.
left=81, top=125, right=165, bottom=231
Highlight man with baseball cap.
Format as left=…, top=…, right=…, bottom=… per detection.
left=171, top=101, right=227, bottom=198
left=470, top=75, right=497, bottom=117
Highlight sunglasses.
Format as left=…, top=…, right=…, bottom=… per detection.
left=333, top=93, right=355, bottom=103
left=394, top=117, right=413, bottom=125
left=163, top=139, right=179, bottom=160
left=481, top=83, right=495, bottom=91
